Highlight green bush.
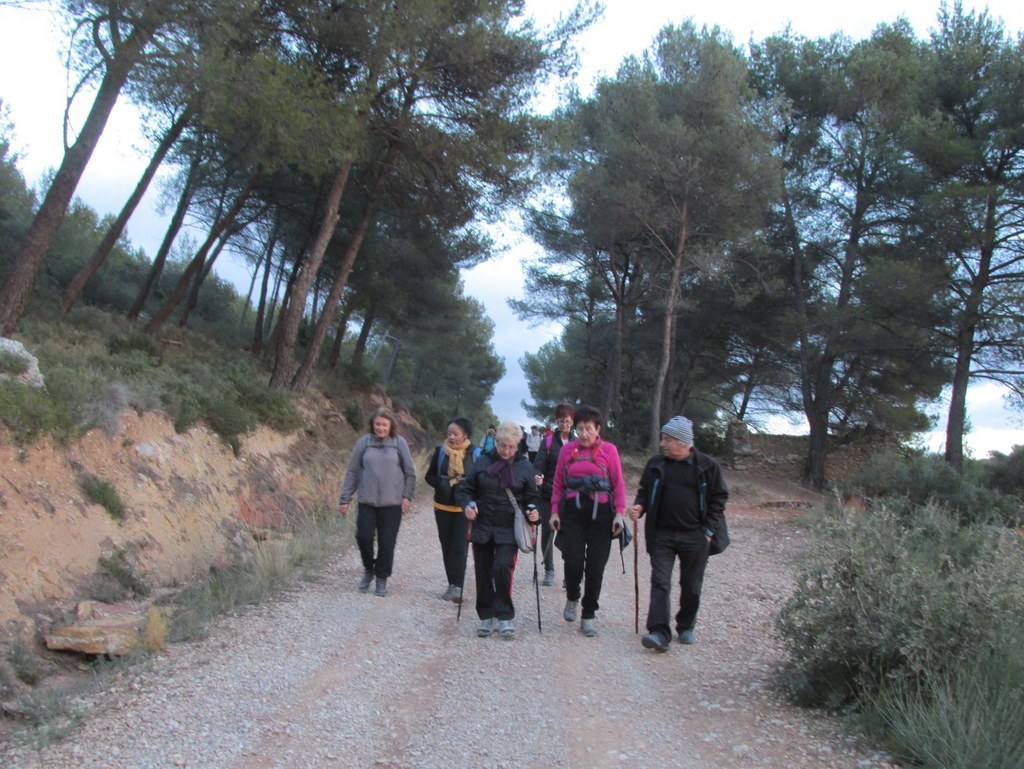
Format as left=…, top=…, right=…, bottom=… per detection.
left=0, top=380, right=76, bottom=444
left=838, top=450, right=1020, bottom=526
left=204, top=394, right=255, bottom=455
left=0, top=347, right=30, bottom=376
left=80, top=475, right=127, bottom=522
left=777, top=500, right=1024, bottom=709
left=983, top=444, right=1024, bottom=498
left=865, top=625, right=1024, bottom=769
left=225, top=365, right=301, bottom=433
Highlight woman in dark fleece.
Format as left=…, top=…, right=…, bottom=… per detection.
left=456, top=421, right=540, bottom=640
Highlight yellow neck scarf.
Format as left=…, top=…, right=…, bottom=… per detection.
left=447, top=438, right=472, bottom=481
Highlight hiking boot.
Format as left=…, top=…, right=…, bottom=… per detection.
left=358, top=570, right=374, bottom=592
left=449, top=586, right=462, bottom=604
left=563, top=600, right=579, bottom=622
left=375, top=577, right=388, bottom=597
left=580, top=618, right=597, bottom=637
left=441, top=584, right=458, bottom=601
left=678, top=629, right=697, bottom=645
left=498, top=619, right=516, bottom=639
left=641, top=630, right=670, bottom=652
left=477, top=618, right=495, bottom=638
left=541, top=570, right=555, bottom=586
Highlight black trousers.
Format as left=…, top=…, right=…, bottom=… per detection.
left=645, top=529, right=710, bottom=638
left=355, top=503, right=402, bottom=578
left=473, top=540, right=520, bottom=620
left=560, top=496, right=614, bottom=619
left=434, top=508, right=469, bottom=587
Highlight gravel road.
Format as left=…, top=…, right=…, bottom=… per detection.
left=1, top=475, right=897, bottom=769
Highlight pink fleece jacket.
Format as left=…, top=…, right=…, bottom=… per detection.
left=550, top=438, right=627, bottom=515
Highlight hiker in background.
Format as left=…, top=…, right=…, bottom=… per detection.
left=533, top=403, right=576, bottom=587
left=425, top=417, right=477, bottom=603
left=338, top=406, right=417, bottom=598
left=632, top=416, right=728, bottom=651
left=525, top=425, right=542, bottom=463
left=479, top=425, right=496, bottom=454
left=550, top=405, right=627, bottom=637
left=456, top=421, right=540, bottom=639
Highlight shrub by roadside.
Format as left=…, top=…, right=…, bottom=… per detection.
left=777, top=492, right=1024, bottom=768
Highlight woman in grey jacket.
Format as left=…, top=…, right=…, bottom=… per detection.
left=338, top=406, right=416, bottom=597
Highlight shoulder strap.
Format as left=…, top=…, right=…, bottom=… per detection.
left=568, top=441, right=608, bottom=474
left=438, top=443, right=446, bottom=469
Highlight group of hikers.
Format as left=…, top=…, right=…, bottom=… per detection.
left=337, top=403, right=728, bottom=651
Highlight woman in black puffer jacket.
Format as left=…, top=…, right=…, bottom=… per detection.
left=455, top=421, right=540, bottom=640
left=425, top=417, right=478, bottom=604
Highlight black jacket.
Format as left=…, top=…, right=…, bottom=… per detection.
left=532, top=430, right=575, bottom=500
left=424, top=444, right=480, bottom=509
left=455, top=453, right=540, bottom=545
left=634, top=450, right=729, bottom=554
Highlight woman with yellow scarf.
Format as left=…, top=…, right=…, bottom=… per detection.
left=425, top=417, right=479, bottom=602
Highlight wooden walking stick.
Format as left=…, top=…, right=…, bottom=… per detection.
left=633, top=519, right=639, bottom=634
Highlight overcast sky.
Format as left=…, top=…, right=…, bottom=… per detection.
left=2, top=0, right=1023, bottom=455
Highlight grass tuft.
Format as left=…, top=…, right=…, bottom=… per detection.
left=80, top=474, right=127, bottom=522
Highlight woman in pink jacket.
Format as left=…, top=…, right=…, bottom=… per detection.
left=550, top=404, right=627, bottom=637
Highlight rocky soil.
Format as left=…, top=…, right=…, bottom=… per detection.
left=0, top=465, right=898, bottom=769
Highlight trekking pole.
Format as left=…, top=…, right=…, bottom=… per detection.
left=633, top=519, right=639, bottom=634
left=532, top=524, right=542, bottom=633
left=457, top=517, right=473, bottom=624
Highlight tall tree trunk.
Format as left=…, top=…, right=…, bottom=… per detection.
left=327, top=301, right=354, bottom=368
left=649, top=210, right=688, bottom=449
left=0, top=23, right=154, bottom=333
left=127, top=148, right=202, bottom=321
left=291, top=142, right=399, bottom=391
left=945, top=276, right=986, bottom=474
left=350, top=311, right=375, bottom=369
left=268, top=161, right=353, bottom=389
left=803, top=405, right=830, bottom=490
left=61, top=105, right=193, bottom=312
left=249, top=222, right=280, bottom=354
left=144, top=170, right=260, bottom=333
left=265, top=257, right=302, bottom=362
left=178, top=224, right=238, bottom=327
left=603, top=299, right=625, bottom=423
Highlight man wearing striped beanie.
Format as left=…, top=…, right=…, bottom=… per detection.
left=630, top=416, right=729, bottom=652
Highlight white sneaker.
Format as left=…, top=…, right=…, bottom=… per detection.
left=477, top=618, right=495, bottom=638
left=498, top=619, right=516, bottom=639
left=563, top=600, right=579, bottom=622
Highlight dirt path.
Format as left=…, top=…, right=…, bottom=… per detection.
left=1, top=469, right=895, bottom=769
